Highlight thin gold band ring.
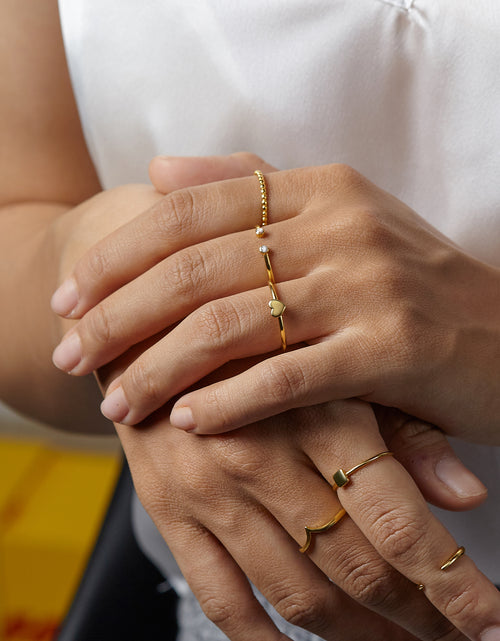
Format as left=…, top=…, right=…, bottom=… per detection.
left=440, top=546, right=465, bottom=571
left=332, top=451, right=394, bottom=490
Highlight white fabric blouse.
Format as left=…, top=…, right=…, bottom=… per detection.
left=58, top=1, right=500, bottom=637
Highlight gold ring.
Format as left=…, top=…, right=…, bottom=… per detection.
left=254, top=169, right=268, bottom=232
left=300, top=507, right=347, bottom=554
left=440, top=546, right=465, bottom=571
left=254, top=170, right=287, bottom=351
left=332, top=451, right=394, bottom=490
left=258, top=246, right=286, bottom=350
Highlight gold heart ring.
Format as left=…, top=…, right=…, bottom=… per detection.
left=254, top=171, right=287, bottom=352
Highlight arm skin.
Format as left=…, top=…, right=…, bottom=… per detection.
left=0, top=0, right=107, bottom=431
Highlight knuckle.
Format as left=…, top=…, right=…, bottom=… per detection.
left=84, top=246, right=112, bottom=281
left=333, top=162, right=364, bottom=186
left=125, top=358, right=163, bottom=409
left=203, top=385, right=236, bottom=431
left=197, top=593, right=241, bottom=629
left=341, top=557, right=400, bottom=609
left=369, top=504, right=427, bottom=565
left=273, top=587, right=330, bottom=631
left=85, top=304, right=113, bottom=346
left=263, top=355, right=308, bottom=403
left=230, top=151, right=264, bottom=167
left=153, top=187, right=196, bottom=241
left=440, top=581, right=482, bottom=623
left=195, top=299, right=245, bottom=348
left=167, top=245, right=208, bottom=302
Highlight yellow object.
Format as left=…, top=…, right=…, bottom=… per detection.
left=440, top=545, right=466, bottom=571
left=299, top=507, right=347, bottom=554
left=0, top=438, right=120, bottom=641
left=332, top=451, right=394, bottom=490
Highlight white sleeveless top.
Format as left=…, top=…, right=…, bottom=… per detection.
left=59, top=1, right=500, bottom=636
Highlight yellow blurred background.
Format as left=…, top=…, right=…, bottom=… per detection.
left=0, top=403, right=120, bottom=641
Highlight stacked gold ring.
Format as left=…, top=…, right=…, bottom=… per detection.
left=332, top=451, right=394, bottom=490
left=254, top=170, right=287, bottom=351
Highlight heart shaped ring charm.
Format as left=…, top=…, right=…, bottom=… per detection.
left=269, top=299, right=286, bottom=317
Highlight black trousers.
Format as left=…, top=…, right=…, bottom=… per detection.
left=56, top=461, right=178, bottom=641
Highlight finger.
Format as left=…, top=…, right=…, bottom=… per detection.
left=231, top=409, right=464, bottom=641
left=52, top=153, right=274, bottom=319
left=96, top=276, right=350, bottom=426
left=149, top=152, right=278, bottom=193
left=51, top=165, right=337, bottom=318
left=153, top=520, right=293, bottom=641
left=166, top=334, right=376, bottom=434
left=187, top=467, right=424, bottom=641
left=377, top=409, right=488, bottom=511
left=52, top=217, right=316, bottom=376
left=299, top=402, right=500, bottom=641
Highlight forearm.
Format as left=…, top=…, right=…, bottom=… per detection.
left=0, top=200, right=109, bottom=433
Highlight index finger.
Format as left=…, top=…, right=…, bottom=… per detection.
left=50, top=164, right=350, bottom=319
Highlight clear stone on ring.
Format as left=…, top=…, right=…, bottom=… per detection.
left=255, top=226, right=265, bottom=237
left=259, top=245, right=269, bottom=253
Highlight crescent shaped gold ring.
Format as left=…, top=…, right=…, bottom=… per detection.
left=299, top=508, right=347, bottom=554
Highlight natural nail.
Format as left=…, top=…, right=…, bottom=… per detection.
left=51, top=278, right=79, bottom=317
left=435, top=456, right=487, bottom=498
left=481, top=626, right=500, bottom=641
left=100, top=386, right=130, bottom=424
left=170, top=406, right=196, bottom=431
left=52, top=333, right=82, bottom=373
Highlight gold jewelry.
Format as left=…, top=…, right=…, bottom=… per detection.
left=332, top=451, right=394, bottom=490
left=258, top=246, right=286, bottom=351
left=254, top=169, right=268, bottom=232
left=254, top=170, right=287, bottom=351
left=440, top=546, right=465, bottom=571
left=300, top=507, right=347, bottom=554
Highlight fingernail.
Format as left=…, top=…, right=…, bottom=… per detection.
left=51, top=278, right=79, bottom=317
left=52, top=333, right=82, bottom=372
left=435, top=457, right=487, bottom=498
left=481, top=626, right=500, bottom=641
left=100, top=386, right=130, bottom=424
left=170, top=406, right=196, bottom=431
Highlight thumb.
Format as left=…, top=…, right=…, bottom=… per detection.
left=377, top=408, right=488, bottom=511
left=149, top=152, right=278, bottom=194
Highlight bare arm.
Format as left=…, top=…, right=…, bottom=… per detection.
left=0, top=0, right=108, bottom=431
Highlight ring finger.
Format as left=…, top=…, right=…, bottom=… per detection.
left=96, top=271, right=349, bottom=426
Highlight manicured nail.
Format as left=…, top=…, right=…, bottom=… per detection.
left=52, top=333, right=82, bottom=372
left=51, top=278, right=79, bottom=317
left=100, top=386, right=130, bottom=424
left=435, top=457, right=487, bottom=498
left=170, top=406, right=196, bottom=431
left=481, top=626, right=500, bottom=641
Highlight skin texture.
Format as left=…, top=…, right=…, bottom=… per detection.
left=2, top=3, right=500, bottom=640
left=52, top=153, right=500, bottom=639
left=53, top=162, right=500, bottom=445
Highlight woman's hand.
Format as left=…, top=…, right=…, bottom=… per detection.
left=52, top=157, right=500, bottom=444
left=103, top=368, right=500, bottom=640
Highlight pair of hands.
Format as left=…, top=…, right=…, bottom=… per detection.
left=51, top=154, right=500, bottom=640
left=52, top=157, right=500, bottom=445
